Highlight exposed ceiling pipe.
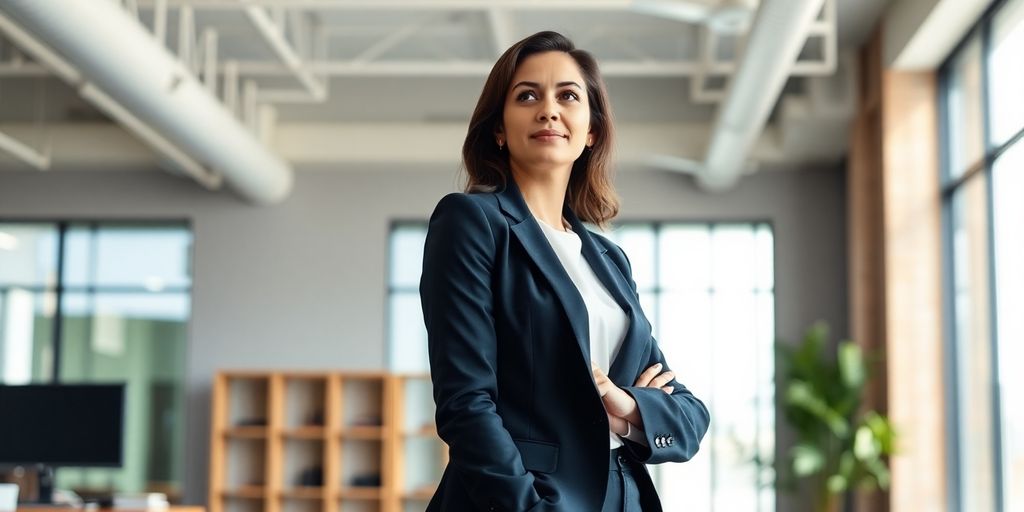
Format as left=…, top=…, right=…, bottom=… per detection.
left=0, top=129, right=50, bottom=170
left=699, top=0, right=824, bottom=191
left=0, top=9, right=220, bottom=189
left=0, top=0, right=293, bottom=204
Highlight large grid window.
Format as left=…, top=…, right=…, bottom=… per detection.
left=388, top=220, right=775, bottom=509
left=940, top=0, right=1024, bottom=510
left=0, top=221, right=191, bottom=498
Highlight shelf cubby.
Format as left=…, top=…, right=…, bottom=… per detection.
left=284, top=375, right=328, bottom=430
left=340, top=377, right=384, bottom=430
left=281, top=438, right=326, bottom=490
left=223, top=497, right=265, bottom=512
left=227, top=375, right=270, bottom=429
left=340, top=438, right=383, bottom=491
left=225, top=437, right=268, bottom=490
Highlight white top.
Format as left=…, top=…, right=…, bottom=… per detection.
left=535, top=216, right=648, bottom=449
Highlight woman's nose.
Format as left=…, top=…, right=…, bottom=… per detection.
left=537, top=98, right=559, bottom=122
left=537, top=109, right=559, bottom=122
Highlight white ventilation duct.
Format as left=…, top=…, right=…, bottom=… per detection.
left=700, top=0, right=825, bottom=191
left=0, top=0, right=293, bottom=204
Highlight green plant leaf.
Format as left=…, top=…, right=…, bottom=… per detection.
left=866, top=458, right=891, bottom=490
left=785, top=380, right=850, bottom=437
left=791, top=444, right=825, bottom=476
left=864, top=411, right=897, bottom=455
left=827, top=474, right=848, bottom=493
left=838, top=341, right=866, bottom=391
left=853, top=424, right=880, bottom=461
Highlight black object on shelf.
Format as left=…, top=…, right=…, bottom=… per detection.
left=306, top=410, right=325, bottom=426
left=296, top=466, right=323, bottom=487
left=235, top=417, right=268, bottom=427
left=349, top=415, right=382, bottom=427
left=350, top=473, right=381, bottom=487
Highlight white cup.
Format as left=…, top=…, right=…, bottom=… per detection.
left=0, top=483, right=18, bottom=512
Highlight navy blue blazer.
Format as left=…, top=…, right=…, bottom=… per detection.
left=420, top=177, right=710, bottom=511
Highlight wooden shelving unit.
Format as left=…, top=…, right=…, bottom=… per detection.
left=391, top=374, right=447, bottom=512
left=210, top=371, right=446, bottom=512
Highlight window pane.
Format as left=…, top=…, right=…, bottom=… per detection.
left=389, top=292, right=428, bottom=373
left=0, top=223, right=58, bottom=288
left=755, top=291, right=776, bottom=510
left=711, top=291, right=760, bottom=511
left=711, top=225, right=757, bottom=291
left=660, top=226, right=710, bottom=291
left=389, top=225, right=427, bottom=289
left=56, top=291, right=188, bottom=497
left=610, top=225, right=657, bottom=291
left=0, top=290, right=56, bottom=384
left=659, top=291, right=712, bottom=398
left=990, top=0, right=1024, bottom=147
left=946, top=35, right=985, bottom=181
left=388, top=223, right=428, bottom=373
left=64, top=224, right=192, bottom=289
left=755, top=224, right=775, bottom=292
left=992, top=139, right=1024, bottom=509
left=950, top=174, right=997, bottom=511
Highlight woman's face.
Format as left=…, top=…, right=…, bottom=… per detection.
left=499, top=51, right=593, bottom=174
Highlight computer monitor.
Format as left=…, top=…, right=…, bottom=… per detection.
left=0, top=383, right=125, bottom=503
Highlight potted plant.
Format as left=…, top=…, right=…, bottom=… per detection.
left=776, top=321, right=896, bottom=512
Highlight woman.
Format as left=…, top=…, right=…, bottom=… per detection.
left=420, top=31, right=710, bottom=512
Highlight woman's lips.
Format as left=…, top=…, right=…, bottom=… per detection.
left=531, top=134, right=566, bottom=142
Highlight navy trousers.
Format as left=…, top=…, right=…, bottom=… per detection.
left=602, top=449, right=645, bottom=512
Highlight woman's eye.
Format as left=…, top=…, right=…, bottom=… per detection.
left=560, top=90, right=580, bottom=101
left=516, top=91, right=537, bottom=102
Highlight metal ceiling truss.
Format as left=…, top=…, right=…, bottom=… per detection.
left=0, top=0, right=838, bottom=192
left=1, top=0, right=836, bottom=106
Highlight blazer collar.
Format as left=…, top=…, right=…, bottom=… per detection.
left=496, top=176, right=609, bottom=254
left=495, top=176, right=644, bottom=383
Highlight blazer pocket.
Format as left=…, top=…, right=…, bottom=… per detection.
left=513, top=438, right=559, bottom=474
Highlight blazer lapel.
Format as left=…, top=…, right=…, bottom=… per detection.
left=563, top=207, right=646, bottom=385
left=496, top=178, right=644, bottom=383
left=497, top=180, right=592, bottom=365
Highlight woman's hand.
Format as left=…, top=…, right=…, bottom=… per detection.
left=634, top=362, right=675, bottom=394
left=592, top=362, right=677, bottom=435
left=592, top=362, right=636, bottom=435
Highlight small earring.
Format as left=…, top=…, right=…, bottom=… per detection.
left=497, top=140, right=504, bottom=150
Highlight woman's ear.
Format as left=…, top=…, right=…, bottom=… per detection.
left=494, top=124, right=505, bottom=146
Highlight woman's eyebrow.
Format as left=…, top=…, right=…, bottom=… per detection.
left=511, top=81, right=583, bottom=90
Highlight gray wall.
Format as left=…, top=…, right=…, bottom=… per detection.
left=0, top=164, right=847, bottom=510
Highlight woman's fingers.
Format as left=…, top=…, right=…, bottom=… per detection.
left=635, top=363, right=675, bottom=394
left=634, top=363, right=663, bottom=387
left=591, top=361, right=613, bottom=396
left=649, top=371, right=675, bottom=389
left=592, top=361, right=639, bottom=419
left=607, top=412, right=629, bottom=436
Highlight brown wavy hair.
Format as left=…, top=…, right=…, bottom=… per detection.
left=461, top=30, right=619, bottom=230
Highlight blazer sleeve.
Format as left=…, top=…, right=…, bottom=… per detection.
left=612, top=244, right=712, bottom=465
left=420, top=193, right=552, bottom=512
